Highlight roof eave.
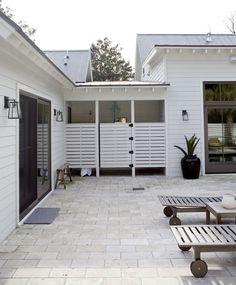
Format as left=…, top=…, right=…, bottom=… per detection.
left=0, top=11, right=75, bottom=87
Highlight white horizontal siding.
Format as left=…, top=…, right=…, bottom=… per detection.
left=143, top=58, right=166, bottom=82
left=52, top=120, right=65, bottom=177
left=0, top=44, right=66, bottom=242
left=149, top=59, right=166, bottom=82
left=166, top=52, right=236, bottom=176
left=0, top=72, right=17, bottom=242
left=134, top=123, right=166, bottom=167
left=66, top=124, right=96, bottom=168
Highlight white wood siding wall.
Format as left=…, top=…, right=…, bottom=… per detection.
left=0, top=45, right=66, bottom=241
left=165, top=53, right=236, bottom=176
left=0, top=74, right=18, bottom=241
left=149, top=59, right=166, bottom=82
left=142, top=58, right=166, bottom=82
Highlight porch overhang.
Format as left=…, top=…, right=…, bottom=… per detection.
left=144, top=45, right=236, bottom=66
left=75, top=81, right=170, bottom=93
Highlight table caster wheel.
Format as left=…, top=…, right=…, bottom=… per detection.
left=169, top=216, right=181, bottom=225
left=178, top=245, right=191, bottom=251
left=163, top=206, right=173, bottom=217
left=190, top=259, right=208, bottom=278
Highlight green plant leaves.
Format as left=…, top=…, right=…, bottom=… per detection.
left=174, top=134, right=200, bottom=157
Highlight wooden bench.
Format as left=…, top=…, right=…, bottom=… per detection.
left=158, top=195, right=222, bottom=225
left=54, top=163, right=72, bottom=189
left=171, top=225, right=236, bottom=278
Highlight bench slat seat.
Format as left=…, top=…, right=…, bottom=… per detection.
left=158, top=195, right=222, bottom=225
left=171, top=225, right=236, bottom=277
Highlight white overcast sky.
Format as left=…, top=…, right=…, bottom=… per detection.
left=2, top=0, right=236, bottom=66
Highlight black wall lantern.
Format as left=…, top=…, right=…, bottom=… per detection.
left=182, top=110, right=189, bottom=121
left=54, top=108, right=63, bottom=122
left=4, top=96, right=22, bottom=119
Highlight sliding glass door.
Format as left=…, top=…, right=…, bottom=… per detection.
left=19, top=94, right=51, bottom=218
left=37, top=99, right=51, bottom=200
left=19, top=95, right=37, bottom=215
left=204, top=83, right=236, bottom=173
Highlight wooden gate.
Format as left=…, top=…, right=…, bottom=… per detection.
left=100, top=123, right=132, bottom=168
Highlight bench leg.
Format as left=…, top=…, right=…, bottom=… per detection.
left=55, top=170, right=60, bottom=189
left=216, top=214, right=221, bottom=224
left=193, top=247, right=201, bottom=260
left=206, top=209, right=210, bottom=224
left=62, top=170, right=66, bottom=189
left=67, top=166, right=72, bottom=182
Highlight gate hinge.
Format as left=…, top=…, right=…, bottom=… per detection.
left=129, top=137, right=133, bottom=140
left=129, top=123, right=133, bottom=127
left=129, top=150, right=134, bottom=154
left=129, top=164, right=134, bottom=168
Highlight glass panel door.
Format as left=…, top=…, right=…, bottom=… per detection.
left=205, top=107, right=236, bottom=173
left=19, top=95, right=37, bottom=216
left=37, top=100, right=51, bottom=199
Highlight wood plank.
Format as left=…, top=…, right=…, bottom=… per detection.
left=216, top=226, right=235, bottom=243
left=209, top=226, right=228, bottom=243
left=197, top=226, right=214, bottom=243
left=190, top=227, right=207, bottom=243
left=171, top=227, right=185, bottom=244
left=225, top=226, right=236, bottom=241
left=178, top=227, right=192, bottom=243
left=184, top=227, right=200, bottom=243
left=203, top=226, right=221, bottom=243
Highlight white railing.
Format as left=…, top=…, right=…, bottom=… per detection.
left=134, top=123, right=165, bottom=167
left=100, top=123, right=132, bottom=168
left=66, top=124, right=97, bottom=168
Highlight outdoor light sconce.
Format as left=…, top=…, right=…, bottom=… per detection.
left=54, top=109, right=63, bottom=122
left=182, top=110, right=189, bottom=121
left=4, top=96, right=22, bottom=119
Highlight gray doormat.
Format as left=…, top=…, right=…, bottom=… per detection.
left=24, top=208, right=60, bottom=224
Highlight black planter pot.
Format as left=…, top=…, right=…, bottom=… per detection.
left=181, top=155, right=201, bottom=179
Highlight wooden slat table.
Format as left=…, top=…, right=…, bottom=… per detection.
left=205, top=202, right=236, bottom=224
left=158, top=195, right=222, bottom=225
left=171, top=225, right=236, bottom=278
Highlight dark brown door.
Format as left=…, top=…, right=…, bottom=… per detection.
left=19, top=95, right=37, bottom=215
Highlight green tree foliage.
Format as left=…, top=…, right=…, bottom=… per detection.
left=91, top=37, right=134, bottom=81
left=0, top=0, right=36, bottom=41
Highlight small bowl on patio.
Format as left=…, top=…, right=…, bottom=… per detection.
left=221, top=193, right=236, bottom=209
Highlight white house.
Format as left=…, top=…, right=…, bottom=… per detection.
left=0, top=10, right=236, bottom=241
left=136, top=34, right=236, bottom=175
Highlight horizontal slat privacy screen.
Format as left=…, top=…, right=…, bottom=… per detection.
left=66, top=124, right=97, bottom=168
left=100, top=123, right=132, bottom=168
left=65, top=122, right=165, bottom=170
left=134, top=123, right=165, bottom=167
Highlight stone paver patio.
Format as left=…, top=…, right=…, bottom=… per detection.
left=1, top=175, right=236, bottom=285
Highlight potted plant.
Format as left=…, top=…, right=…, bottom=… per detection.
left=174, top=134, right=201, bottom=179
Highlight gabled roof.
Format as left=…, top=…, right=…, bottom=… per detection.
left=0, top=10, right=75, bottom=87
left=137, top=33, right=236, bottom=63
left=135, top=34, right=236, bottom=80
left=44, top=50, right=93, bottom=83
